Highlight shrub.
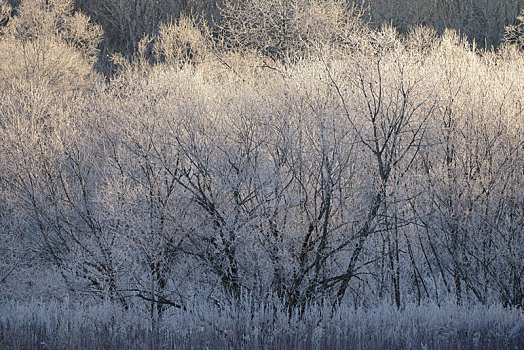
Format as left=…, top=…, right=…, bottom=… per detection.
left=504, top=8, right=524, bottom=50
left=0, top=0, right=102, bottom=92
left=153, top=14, right=210, bottom=66
left=0, top=0, right=11, bottom=27
left=77, top=0, right=219, bottom=59
left=219, top=0, right=366, bottom=62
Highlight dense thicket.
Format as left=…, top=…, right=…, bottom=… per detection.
left=1, top=0, right=524, bottom=348
left=4, top=0, right=524, bottom=67
left=67, top=0, right=524, bottom=58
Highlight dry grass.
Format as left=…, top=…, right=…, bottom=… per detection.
left=1, top=299, right=523, bottom=350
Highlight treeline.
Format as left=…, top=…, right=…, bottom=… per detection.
left=3, top=0, right=524, bottom=73
left=0, top=0, right=524, bottom=318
